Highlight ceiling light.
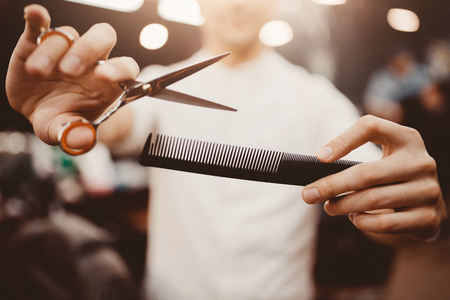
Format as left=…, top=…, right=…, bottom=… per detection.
left=64, top=0, right=144, bottom=12
left=311, top=0, right=347, bottom=5
left=140, top=24, right=169, bottom=50
left=259, top=20, right=294, bottom=47
left=387, top=8, right=420, bottom=32
left=158, top=0, right=205, bottom=26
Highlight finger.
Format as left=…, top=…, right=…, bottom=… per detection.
left=33, top=110, right=95, bottom=148
left=324, top=176, right=441, bottom=216
left=23, top=4, right=51, bottom=45
left=349, top=207, right=441, bottom=240
left=315, top=115, right=420, bottom=163
left=26, top=26, right=80, bottom=77
left=59, top=23, right=117, bottom=77
left=12, top=4, right=51, bottom=65
left=302, top=153, right=414, bottom=204
left=95, top=57, right=140, bottom=82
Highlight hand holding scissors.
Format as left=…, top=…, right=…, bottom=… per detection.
left=6, top=4, right=234, bottom=156
left=52, top=50, right=235, bottom=155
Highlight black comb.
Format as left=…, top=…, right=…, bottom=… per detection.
left=139, top=134, right=360, bottom=186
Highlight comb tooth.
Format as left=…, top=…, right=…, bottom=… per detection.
left=159, top=135, right=166, bottom=157
left=165, top=136, right=173, bottom=158
left=181, top=138, right=189, bottom=161
left=183, top=138, right=190, bottom=161
left=262, top=150, right=270, bottom=172
left=221, top=144, right=228, bottom=166
left=251, top=149, right=261, bottom=171
left=164, top=136, right=172, bottom=158
left=187, top=140, right=195, bottom=161
left=255, top=149, right=262, bottom=171
left=190, top=140, right=198, bottom=162
left=169, top=136, right=176, bottom=159
left=212, top=143, right=221, bottom=165
left=155, top=135, right=161, bottom=156
left=196, top=141, right=205, bottom=163
left=237, top=146, right=246, bottom=169
left=174, top=137, right=182, bottom=159
left=248, top=148, right=257, bottom=170
left=267, top=151, right=278, bottom=173
left=219, top=144, right=228, bottom=166
left=258, top=150, right=267, bottom=172
left=192, top=140, right=199, bottom=162
left=204, top=141, right=212, bottom=164
left=149, top=134, right=155, bottom=155
left=257, top=149, right=266, bottom=172
left=240, top=147, right=250, bottom=170
left=207, top=142, right=215, bottom=164
left=231, top=146, right=240, bottom=168
left=161, top=135, right=167, bottom=157
left=229, top=146, right=237, bottom=167
left=243, top=148, right=254, bottom=170
left=214, top=143, right=221, bottom=165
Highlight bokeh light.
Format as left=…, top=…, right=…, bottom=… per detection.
left=259, top=20, right=294, bottom=47
left=140, top=24, right=169, bottom=50
left=64, top=0, right=144, bottom=12
left=387, top=8, right=420, bottom=32
left=158, top=0, right=205, bottom=26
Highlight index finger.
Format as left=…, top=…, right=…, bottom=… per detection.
left=315, top=115, right=421, bottom=163
left=301, top=115, right=426, bottom=204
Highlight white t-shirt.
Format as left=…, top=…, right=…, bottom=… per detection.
left=121, top=49, right=381, bottom=300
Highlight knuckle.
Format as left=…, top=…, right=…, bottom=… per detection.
left=421, top=209, right=439, bottom=229
left=363, top=188, right=383, bottom=209
left=375, top=217, right=396, bottom=233
left=358, top=164, right=379, bottom=185
left=321, top=179, right=336, bottom=199
left=359, top=115, right=380, bottom=135
left=420, top=155, right=438, bottom=174
left=423, top=179, right=442, bottom=206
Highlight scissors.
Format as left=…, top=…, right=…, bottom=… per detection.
left=55, top=51, right=235, bottom=155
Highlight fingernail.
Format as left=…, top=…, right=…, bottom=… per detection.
left=317, top=146, right=333, bottom=161
left=303, top=188, right=320, bottom=204
left=60, top=56, right=82, bottom=75
left=348, top=213, right=355, bottom=223
left=323, top=200, right=334, bottom=215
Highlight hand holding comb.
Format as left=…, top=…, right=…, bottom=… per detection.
left=139, top=134, right=361, bottom=186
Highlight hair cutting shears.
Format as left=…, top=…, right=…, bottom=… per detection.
left=56, top=52, right=235, bottom=155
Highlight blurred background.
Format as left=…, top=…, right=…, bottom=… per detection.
left=1, top=1, right=450, bottom=300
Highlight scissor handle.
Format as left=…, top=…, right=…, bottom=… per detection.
left=58, top=120, right=97, bottom=156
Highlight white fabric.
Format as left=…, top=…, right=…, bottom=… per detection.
left=123, top=49, right=382, bottom=300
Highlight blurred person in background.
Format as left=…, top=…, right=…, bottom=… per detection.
left=363, top=47, right=429, bottom=123
left=5, top=2, right=446, bottom=300
left=381, top=79, right=450, bottom=300
left=400, top=79, right=450, bottom=198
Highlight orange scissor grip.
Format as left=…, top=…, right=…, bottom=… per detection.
left=58, top=120, right=97, bottom=156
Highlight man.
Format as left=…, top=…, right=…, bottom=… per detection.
left=6, top=2, right=445, bottom=299
left=363, top=48, right=429, bottom=123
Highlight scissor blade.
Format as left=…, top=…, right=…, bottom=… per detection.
left=151, top=88, right=237, bottom=111
left=150, top=52, right=231, bottom=92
